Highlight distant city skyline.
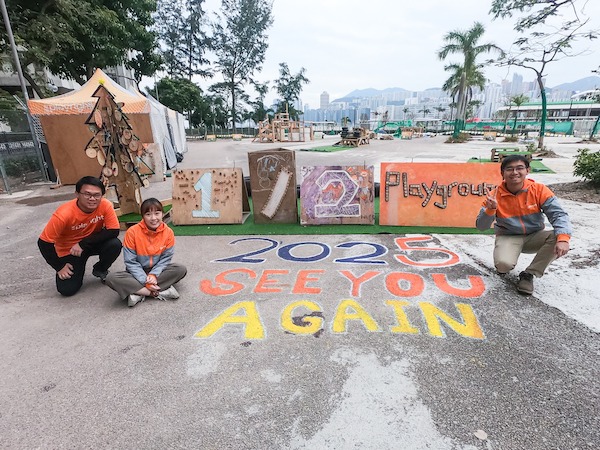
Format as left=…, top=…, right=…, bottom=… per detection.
left=299, top=73, right=600, bottom=125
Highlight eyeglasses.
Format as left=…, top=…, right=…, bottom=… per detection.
left=504, top=166, right=527, bottom=173
left=79, top=192, right=102, bottom=200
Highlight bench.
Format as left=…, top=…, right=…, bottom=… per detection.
left=490, top=147, right=532, bottom=162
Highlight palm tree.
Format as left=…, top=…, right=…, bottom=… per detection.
left=442, top=62, right=486, bottom=118
left=448, top=102, right=457, bottom=121
left=438, top=22, right=503, bottom=137
left=509, top=94, right=529, bottom=135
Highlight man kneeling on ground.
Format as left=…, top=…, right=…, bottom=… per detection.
left=475, top=155, right=572, bottom=295
left=38, top=176, right=122, bottom=296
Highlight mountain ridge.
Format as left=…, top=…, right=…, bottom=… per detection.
left=334, top=76, right=600, bottom=102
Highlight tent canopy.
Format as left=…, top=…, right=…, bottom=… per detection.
left=29, top=69, right=150, bottom=116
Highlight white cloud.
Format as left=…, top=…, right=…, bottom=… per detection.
left=167, top=0, right=600, bottom=107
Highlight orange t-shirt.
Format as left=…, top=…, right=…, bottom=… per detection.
left=39, top=198, right=120, bottom=257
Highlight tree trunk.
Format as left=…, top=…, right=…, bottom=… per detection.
left=453, top=73, right=467, bottom=138
left=537, top=72, right=546, bottom=149
left=22, top=72, right=46, bottom=99
left=589, top=115, right=600, bottom=140
left=230, top=81, right=237, bottom=134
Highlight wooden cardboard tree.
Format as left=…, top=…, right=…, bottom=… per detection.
left=83, top=83, right=152, bottom=214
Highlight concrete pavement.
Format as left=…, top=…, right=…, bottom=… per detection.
left=1, top=135, right=598, bottom=449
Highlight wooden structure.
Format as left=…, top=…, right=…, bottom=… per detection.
left=490, top=147, right=532, bottom=162
left=483, top=130, right=498, bottom=141
left=400, top=127, right=424, bottom=140
left=334, top=127, right=370, bottom=147
left=84, top=84, right=152, bottom=215
left=171, top=168, right=250, bottom=225
left=248, top=149, right=298, bottom=224
left=300, top=165, right=375, bottom=226
left=253, top=112, right=313, bottom=143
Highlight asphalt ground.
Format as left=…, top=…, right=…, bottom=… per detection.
left=1, top=135, right=598, bottom=449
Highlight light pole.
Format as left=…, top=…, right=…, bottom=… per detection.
left=0, top=0, right=48, bottom=185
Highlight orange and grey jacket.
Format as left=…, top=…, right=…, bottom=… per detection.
left=475, top=178, right=572, bottom=241
left=123, top=220, right=176, bottom=284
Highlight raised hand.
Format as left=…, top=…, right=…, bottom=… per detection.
left=484, top=186, right=498, bottom=210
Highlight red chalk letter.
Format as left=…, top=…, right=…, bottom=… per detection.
left=385, top=272, right=425, bottom=297
left=199, top=268, right=256, bottom=296
left=253, top=270, right=289, bottom=293
left=339, top=270, right=381, bottom=297
left=431, top=273, right=486, bottom=298
left=292, top=270, right=324, bottom=294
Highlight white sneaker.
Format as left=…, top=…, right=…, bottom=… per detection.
left=158, top=286, right=179, bottom=300
left=128, top=294, right=145, bottom=307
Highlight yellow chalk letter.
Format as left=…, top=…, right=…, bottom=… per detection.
left=419, top=302, right=484, bottom=339
left=386, top=300, right=419, bottom=334
left=333, top=299, right=380, bottom=333
left=281, top=301, right=323, bottom=335
left=194, top=301, right=265, bottom=339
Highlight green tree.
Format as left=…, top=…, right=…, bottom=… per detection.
left=155, top=0, right=186, bottom=77
left=244, top=82, right=273, bottom=125
left=491, top=0, right=598, bottom=148
left=419, top=107, right=431, bottom=118
left=155, top=0, right=210, bottom=79
left=438, top=22, right=503, bottom=137
left=509, top=94, right=529, bottom=134
left=466, top=100, right=482, bottom=119
left=0, top=89, right=28, bottom=131
left=147, top=77, right=203, bottom=119
left=274, top=63, right=309, bottom=121
left=211, top=0, right=273, bottom=133
left=181, top=0, right=211, bottom=79
left=2, top=0, right=161, bottom=97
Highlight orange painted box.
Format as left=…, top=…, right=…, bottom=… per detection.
left=380, top=162, right=502, bottom=228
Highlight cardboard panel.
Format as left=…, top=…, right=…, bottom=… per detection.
left=248, top=149, right=298, bottom=224
left=40, top=113, right=154, bottom=185
left=300, top=165, right=375, bottom=225
left=380, top=162, right=502, bottom=227
left=171, top=168, right=249, bottom=225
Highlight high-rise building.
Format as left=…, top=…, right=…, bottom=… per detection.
left=320, top=91, right=330, bottom=110
left=510, top=73, right=524, bottom=95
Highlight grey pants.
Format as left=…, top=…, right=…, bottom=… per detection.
left=493, top=230, right=557, bottom=278
left=105, top=263, right=187, bottom=299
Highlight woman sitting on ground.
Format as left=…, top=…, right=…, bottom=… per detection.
left=105, top=198, right=187, bottom=307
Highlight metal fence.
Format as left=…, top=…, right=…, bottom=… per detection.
left=0, top=130, right=46, bottom=194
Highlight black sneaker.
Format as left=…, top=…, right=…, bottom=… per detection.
left=517, top=271, right=534, bottom=295
left=92, top=267, right=109, bottom=283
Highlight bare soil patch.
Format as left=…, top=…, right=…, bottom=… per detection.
left=547, top=181, right=600, bottom=204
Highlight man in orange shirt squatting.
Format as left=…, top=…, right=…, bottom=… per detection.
left=38, top=176, right=122, bottom=296
left=476, top=155, right=572, bottom=295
